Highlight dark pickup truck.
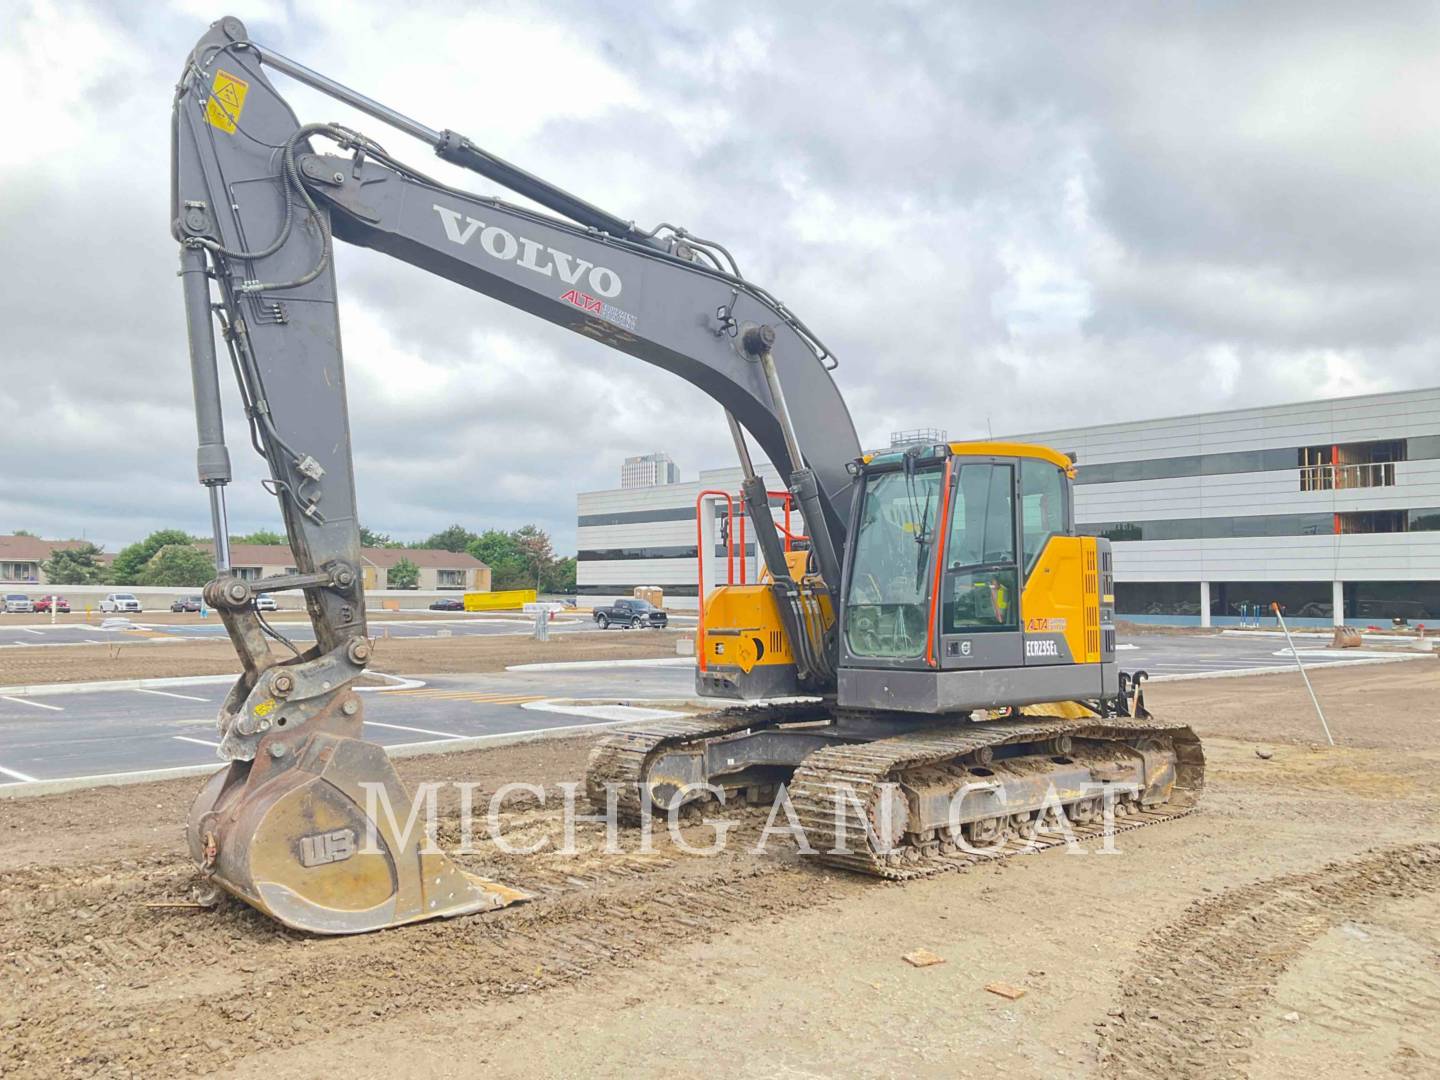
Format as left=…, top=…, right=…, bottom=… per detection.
left=592, top=598, right=668, bottom=629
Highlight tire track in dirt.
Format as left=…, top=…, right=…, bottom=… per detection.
left=1097, top=841, right=1440, bottom=1079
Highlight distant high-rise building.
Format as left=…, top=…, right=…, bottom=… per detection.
left=621, top=452, right=681, bottom=488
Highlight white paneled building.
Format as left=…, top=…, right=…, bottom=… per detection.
left=577, top=464, right=799, bottom=607
left=576, top=388, right=1440, bottom=626
left=1025, top=388, right=1440, bottom=626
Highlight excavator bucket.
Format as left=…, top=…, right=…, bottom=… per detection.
left=187, top=731, right=528, bottom=935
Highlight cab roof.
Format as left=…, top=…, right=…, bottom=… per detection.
left=860, top=441, right=1074, bottom=474
left=946, top=441, right=1073, bottom=472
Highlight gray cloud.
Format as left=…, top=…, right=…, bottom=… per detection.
left=2, top=0, right=1436, bottom=553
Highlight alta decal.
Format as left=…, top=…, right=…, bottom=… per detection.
left=561, top=288, right=638, bottom=332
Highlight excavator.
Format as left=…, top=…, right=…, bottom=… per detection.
left=172, top=16, right=1203, bottom=934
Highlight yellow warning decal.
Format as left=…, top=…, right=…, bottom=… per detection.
left=206, top=69, right=250, bottom=133
left=253, top=698, right=276, bottom=718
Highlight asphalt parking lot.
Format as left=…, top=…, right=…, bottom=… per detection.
left=0, top=614, right=628, bottom=649
left=0, top=662, right=696, bottom=786
left=0, top=632, right=1421, bottom=789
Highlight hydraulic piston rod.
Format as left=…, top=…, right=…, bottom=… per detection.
left=244, top=32, right=648, bottom=243
left=179, top=244, right=233, bottom=571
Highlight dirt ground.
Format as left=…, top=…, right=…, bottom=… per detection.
left=0, top=628, right=684, bottom=686
left=1, top=662, right=1437, bottom=1078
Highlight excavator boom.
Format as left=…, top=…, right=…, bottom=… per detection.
left=172, top=15, right=858, bottom=932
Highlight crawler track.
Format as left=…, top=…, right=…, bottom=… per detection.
left=583, top=701, right=830, bottom=819
left=789, top=714, right=1204, bottom=878
left=586, top=707, right=1205, bottom=875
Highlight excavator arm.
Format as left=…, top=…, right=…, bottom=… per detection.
left=171, top=15, right=860, bottom=932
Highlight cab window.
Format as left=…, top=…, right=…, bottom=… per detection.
left=943, top=463, right=1018, bottom=633
left=1020, top=459, right=1066, bottom=571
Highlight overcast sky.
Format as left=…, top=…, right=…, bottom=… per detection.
left=3, top=1, right=1437, bottom=554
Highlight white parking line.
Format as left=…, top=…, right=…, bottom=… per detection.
left=365, top=720, right=466, bottom=740
left=0, top=764, right=37, bottom=782
left=22, top=628, right=43, bottom=635
left=135, top=688, right=210, bottom=702
left=173, top=735, right=220, bottom=748
left=0, top=695, right=63, bottom=711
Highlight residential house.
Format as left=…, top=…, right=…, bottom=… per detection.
left=0, top=535, right=101, bottom=586
left=204, top=544, right=491, bottom=591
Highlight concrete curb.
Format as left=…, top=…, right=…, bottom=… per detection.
left=1144, top=653, right=1429, bottom=682
left=0, top=671, right=421, bottom=698
left=1220, top=628, right=1435, bottom=647
left=0, top=673, right=240, bottom=698
left=0, top=718, right=635, bottom=800
left=506, top=656, right=697, bottom=672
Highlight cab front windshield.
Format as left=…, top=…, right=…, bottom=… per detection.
left=844, top=466, right=942, bottom=658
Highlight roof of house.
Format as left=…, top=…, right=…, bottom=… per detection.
left=206, top=543, right=487, bottom=570
left=361, top=548, right=488, bottom=570
left=0, top=536, right=97, bottom=561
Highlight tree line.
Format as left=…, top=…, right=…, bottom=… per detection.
left=35, top=525, right=575, bottom=593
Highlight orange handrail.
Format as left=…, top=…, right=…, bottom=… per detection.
left=925, top=458, right=954, bottom=668
left=694, top=490, right=735, bottom=673
left=738, top=490, right=801, bottom=584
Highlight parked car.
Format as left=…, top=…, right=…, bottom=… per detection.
left=3, top=594, right=34, bottom=614
left=31, top=596, right=69, bottom=614
left=255, top=596, right=278, bottom=612
left=592, top=598, right=668, bottom=629
left=101, top=593, right=142, bottom=613
left=429, top=597, right=464, bottom=611
left=171, top=596, right=203, bottom=613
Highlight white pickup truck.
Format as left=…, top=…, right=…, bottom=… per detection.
left=101, top=593, right=143, bottom=613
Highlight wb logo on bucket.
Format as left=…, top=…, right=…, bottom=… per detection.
left=298, top=829, right=355, bottom=868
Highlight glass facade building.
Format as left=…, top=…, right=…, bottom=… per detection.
left=576, top=389, right=1440, bottom=625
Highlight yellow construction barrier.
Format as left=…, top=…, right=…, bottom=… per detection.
left=463, top=589, right=537, bottom=612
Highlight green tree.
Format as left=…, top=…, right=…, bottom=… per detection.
left=359, top=526, right=403, bottom=548
left=12, top=528, right=37, bottom=538
left=541, top=555, right=577, bottom=595
left=387, top=557, right=420, bottom=589
left=40, top=542, right=108, bottom=585
left=111, top=529, right=197, bottom=585
left=229, top=529, right=285, bottom=545
left=137, top=544, right=216, bottom=587
left=468, top=529, right=528, bottom=590
left=513, top=524, right=555, bottom=592
left=422, top=524, right=478, bottom=553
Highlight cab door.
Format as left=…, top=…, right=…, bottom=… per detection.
left=1018, top=456, right=1085, bottom=667
left=937, top=459, right=1025, bottom=671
